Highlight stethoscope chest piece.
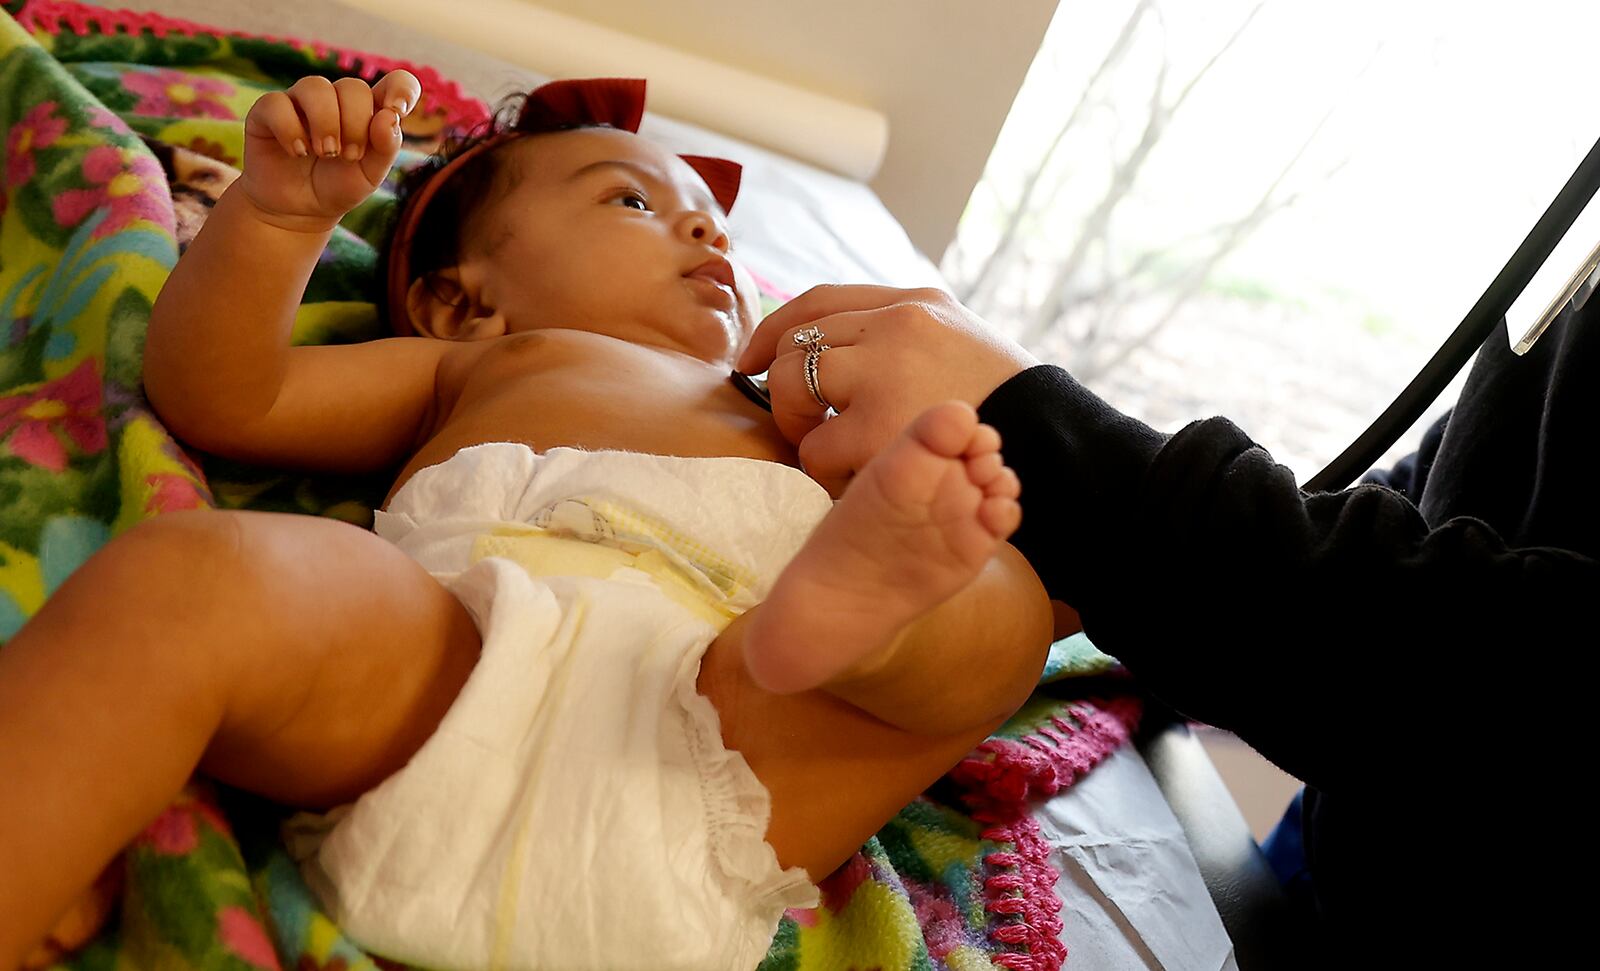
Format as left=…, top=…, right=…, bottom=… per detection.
left=730, top=371, right=772, bottom=412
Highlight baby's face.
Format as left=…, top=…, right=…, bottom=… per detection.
left=461, top=127, right=759, bottom=365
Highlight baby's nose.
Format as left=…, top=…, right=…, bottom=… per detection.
left=681, top=211, right=729, bottom=251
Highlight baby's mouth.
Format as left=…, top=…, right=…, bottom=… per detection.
left=686, top=257, right=736, bottom=288
left=684, top=257, right=737, bottom=303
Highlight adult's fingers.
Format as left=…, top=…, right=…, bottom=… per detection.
left=795, top=411, right=872, bottom=497
left=767, top=344, right=865, bottom=445
left=738, top=284, right=937, bottom=373
left=767, top=313, right=873, bottom=363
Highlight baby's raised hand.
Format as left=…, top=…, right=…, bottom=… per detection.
left=240, top=71, right=422, bottom=232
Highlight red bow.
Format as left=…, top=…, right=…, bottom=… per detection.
left=514, top=78, right=741, bottom=212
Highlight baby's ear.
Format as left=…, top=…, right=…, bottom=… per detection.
left=405, top=269, right=506, bottom=341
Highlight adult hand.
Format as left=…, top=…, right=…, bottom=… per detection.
left=737, top=285, right=1038, bottom=494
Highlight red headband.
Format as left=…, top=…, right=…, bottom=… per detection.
left=385, top=77, right=743, bottom=333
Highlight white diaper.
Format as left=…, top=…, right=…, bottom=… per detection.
left=286, top=444, right=833, bottom=971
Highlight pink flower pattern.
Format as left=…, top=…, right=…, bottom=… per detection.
left=818, top=853, right=872, bottom=912
left=141, top=805, right=199, bottom=855
left=0, top=359, right=107, bottom=471
left=136, top=788, right=234, bottom=855
left=144, top=471, right=207, bottom=514
left=86, top=105, right=133, bottom=135
left=5, top=100, right=68, bottom=188
left=218, top=906, right=282, bottom=970
left=51, top=145, right=174, bottom=239
left=121, top=68, right=237, bottom=119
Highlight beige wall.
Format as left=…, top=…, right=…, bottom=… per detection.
left=527, top=0, right=1058, bottom=259
left=117, top=0, right=1058, bottom=258
left=523, top=1, right=1058, bottom=259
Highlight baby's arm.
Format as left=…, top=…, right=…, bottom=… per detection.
left=144, top=72, right=443, bottom=473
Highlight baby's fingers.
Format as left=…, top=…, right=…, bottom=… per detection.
left=245, top=90, right=310, bottom=158
left=333, top=77, right=375, bottom=161
left=371, top=69, right=421, bottom=118
left=288, top=75, right=343, bottom=158
left=361, top=107, right=404, bottom=186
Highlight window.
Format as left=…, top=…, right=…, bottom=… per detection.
left=943, top=0, right=1600, bottom=480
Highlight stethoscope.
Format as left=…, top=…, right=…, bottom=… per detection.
left=730, top=370, right=771, bottom=412
left=731, top=130, right=1600, bottom=493
left=1306, top=130, right=1600, bottom=492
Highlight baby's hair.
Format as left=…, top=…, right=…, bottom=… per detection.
left=378, top=77, right=739, bottom=335
left=378, top=91, right=610, bottom=329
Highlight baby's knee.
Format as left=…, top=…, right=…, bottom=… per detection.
left=109, top=508, right=245, bottom=566
left=90, top=511, right=257, bottom=607
left=9, top=510, right=258, bottom=733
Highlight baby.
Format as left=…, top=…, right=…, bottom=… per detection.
left=0, top=74, right=1051, bottom=970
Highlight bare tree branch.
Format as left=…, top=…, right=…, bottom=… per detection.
left=1019, top=9, right=1176, bottom=343
left=957, top=0, right=1156, bottom=309
left=1077, top=100, right=1346, bottom=382
left=1019, top=1, right=1272, bottom=345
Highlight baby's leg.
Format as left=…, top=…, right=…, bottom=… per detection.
left=717, top=401, right=1053, bottom=880
left=744, top=401, right=1039, bottom=715
left=0, top=510, right=481, bottom=969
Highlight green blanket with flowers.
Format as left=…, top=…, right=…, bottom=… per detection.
left=0, top=3, right=1141, bottom=969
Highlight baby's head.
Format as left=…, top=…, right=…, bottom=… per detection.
left=383, top=78, right=760, bottom=365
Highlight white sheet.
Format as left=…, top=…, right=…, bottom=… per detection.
left=1044, top=746, right=1237, bottom=970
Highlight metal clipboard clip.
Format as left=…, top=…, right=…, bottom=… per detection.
left=1513, top=236, right=1600, bottom=355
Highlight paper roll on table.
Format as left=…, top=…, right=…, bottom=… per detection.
left=339, top=0, right=889, bottom=181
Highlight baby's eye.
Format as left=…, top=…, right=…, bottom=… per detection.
left=611, top=190, right=650, bottom=211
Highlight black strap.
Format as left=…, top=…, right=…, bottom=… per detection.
left=1305, top=130, right=1600, bottom=493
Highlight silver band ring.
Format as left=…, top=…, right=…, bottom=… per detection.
left=803, top=344, right=833, bottom=410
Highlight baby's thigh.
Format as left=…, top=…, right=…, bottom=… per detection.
left=171, top=510, right=481, bottom=808
left=698, top=614, right=1004, bottom=883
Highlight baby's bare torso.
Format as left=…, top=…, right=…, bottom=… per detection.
left=386, top=329, right=798, bottom=506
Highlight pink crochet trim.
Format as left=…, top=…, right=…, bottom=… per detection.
left=14, top=0, right=490, bottom=131
left=951, top=696, right=1142, bottom=970
left=981, top=816, right=1066, bottom=971
left=952, top=696, right=1142, bottom=821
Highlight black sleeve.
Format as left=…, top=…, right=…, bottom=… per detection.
left=979, top=365, right=1596, bottom=791
left=1358, top=410, right=1449, bottom=499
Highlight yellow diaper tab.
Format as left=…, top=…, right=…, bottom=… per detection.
left=469, top=509, right=749, bottom=630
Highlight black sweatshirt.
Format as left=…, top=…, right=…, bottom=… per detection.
left=978, top=302, right=1597, bottom=962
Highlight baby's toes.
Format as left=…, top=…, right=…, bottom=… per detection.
left=984, top=466, right=1021, bottom=501
left=978, top=494, right=1022, bottom=541
left=965, top=450, right=1007, bottom=489
left=909, top=401, right=980, bottom=459
left=963, top=422, right=1002, bottom=460
left=928, top=469, right=1005, bottom=560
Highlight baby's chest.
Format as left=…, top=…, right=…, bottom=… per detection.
left=436, top=335, right=794, bottom=463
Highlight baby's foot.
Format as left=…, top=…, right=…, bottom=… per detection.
left=744, top=401, right=1021, bottom=694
